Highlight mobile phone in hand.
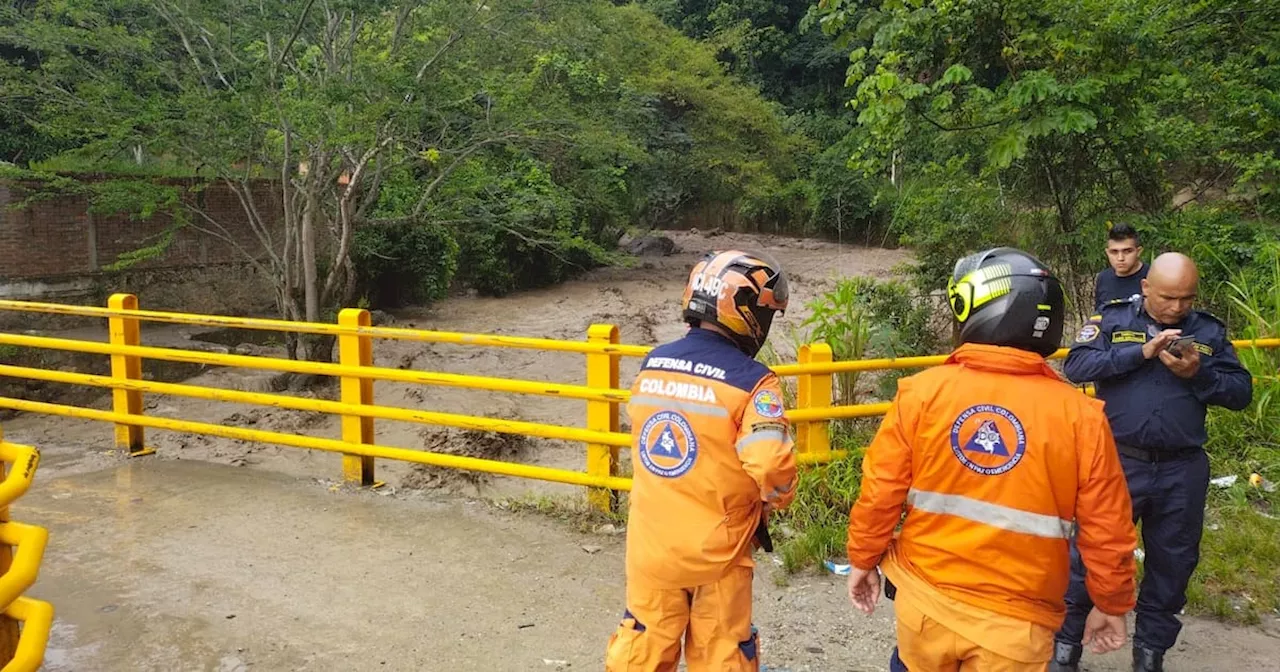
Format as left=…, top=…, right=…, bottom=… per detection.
left=1166, top=335, right=1196, bottom=357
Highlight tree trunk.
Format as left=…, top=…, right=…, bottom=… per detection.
left=301, top=197, right=320, bottom=324
left=303, top=334, right=336, bottom=363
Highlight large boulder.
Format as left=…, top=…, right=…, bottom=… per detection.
left=626, top=235, right=679, bottom=257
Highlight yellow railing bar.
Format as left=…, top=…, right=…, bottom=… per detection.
left=3, top=298, right=1273, bottom=377
left=0, top=300, right=652, bottom=357
left=0, top=444, right=37, bottom=511
left=0, top=333, right=627, bottom=404
left=0, top=360, right=893, bottom=428
left=797, top=450, right=850, bottom=465
left=0, top=597, right=53, bottom=672
left=0, top=365, right=632, bottom=448
left=0, top=396, right=635, bottom=491
left=0, top=524, right=47, bottom=615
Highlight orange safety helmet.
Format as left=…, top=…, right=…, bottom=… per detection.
left=681, top=250, right=789, bottom=356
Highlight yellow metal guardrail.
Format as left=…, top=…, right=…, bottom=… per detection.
left=0, top=295, right=1277, bottom=515
left=0, top=432, right=53, bottom=672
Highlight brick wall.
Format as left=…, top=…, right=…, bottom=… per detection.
left=0, top=177, right=284, bottom=282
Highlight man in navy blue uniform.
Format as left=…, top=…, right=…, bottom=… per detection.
left=1094, top=223, right=1148, bottom=311
left=1050, top=253, right=1253, bottom=672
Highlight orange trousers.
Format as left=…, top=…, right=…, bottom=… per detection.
left=605, top=565, right=759, bottom=672
left=894, top=593, right=1053, bottom=672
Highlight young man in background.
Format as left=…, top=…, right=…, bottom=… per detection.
left=1095, top=223, right=1148, bottom=311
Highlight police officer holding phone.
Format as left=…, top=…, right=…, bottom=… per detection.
left=1051, top=253, right=1253, bottom=672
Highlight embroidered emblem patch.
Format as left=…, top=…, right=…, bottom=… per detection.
left=638, top=411, right=698, bottom=478
left=753, top=389, right=784, bottom=418
left=1111, top=330, right=1147, bottom=344
left=950, top=404, right=1027, bottom=476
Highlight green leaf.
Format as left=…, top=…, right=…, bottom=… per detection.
left=938, top=63, right=973, bottom=87
left=988, top=128, right=1028, bottom=169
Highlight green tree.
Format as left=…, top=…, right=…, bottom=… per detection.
left=805, top=0, right=1280, bottom=314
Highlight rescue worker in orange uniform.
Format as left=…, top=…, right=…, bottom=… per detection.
left=844, top=247, right=1140, bottom=671
left=605, top=250, right=798, bottom=672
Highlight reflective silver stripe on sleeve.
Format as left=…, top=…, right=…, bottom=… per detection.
left=735, top=430, right=786, bottom=453
left=907, top=488, right=1073, bottom=540
left=629, top=396, right=729, bottom=417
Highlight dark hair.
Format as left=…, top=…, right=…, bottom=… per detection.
left=1107, top=223, right=1140, bottom=244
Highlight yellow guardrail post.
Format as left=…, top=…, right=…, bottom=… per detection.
left=586, top=324, right=621, bottom=513
left=796, top=343, right=833, bottom=458
left=796, top=345, right=812, bottom=453
left=0, top=429, right=17, bottom=662
left=107, top=294, right=151, bottom=456
left=338, top=308, right=376, bottom=487
left=0, top=427, right=53, bottom=671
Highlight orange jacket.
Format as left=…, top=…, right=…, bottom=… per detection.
left=625, top=328, right=798, bottom=589
left=846, top=343, right=1137, bottom=629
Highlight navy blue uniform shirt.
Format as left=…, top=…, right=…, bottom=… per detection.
left=1064, top=297, right=1253, bottom=451
left=1094, top=263, right=1148, bottom=311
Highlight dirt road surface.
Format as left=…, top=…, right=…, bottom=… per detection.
left=5, top=230, right=1279, bottom=669
left=20, top=459, right=1280, bottom=671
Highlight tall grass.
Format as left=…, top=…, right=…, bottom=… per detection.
left=1187, top=243, right=1280, bottom=623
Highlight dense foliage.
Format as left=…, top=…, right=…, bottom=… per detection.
left=0, top=0, right=801, bottom=349
left=643, top=0, right=1279, bottom=315
left=805, top=0, right=1280, bottom=317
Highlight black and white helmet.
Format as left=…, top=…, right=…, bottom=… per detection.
left=946, top=247, right=1065, bottom=357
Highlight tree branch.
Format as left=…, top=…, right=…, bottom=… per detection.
left=322, top=136, right=393, bottom=303
left=410, top=133, right=521, bottom=219
left=276, top=0, right=318, bottom=72
left=224, top=176, right=278, bottom=261
left=156, top=3, right=214, bottom=92
left=912, top=102, right=1014, bottom=132
left=181, top=204, right=276, bottom=280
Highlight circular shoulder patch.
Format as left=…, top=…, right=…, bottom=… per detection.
left=638, top=411, right=698, bottom=478
left=753, top=389, right=784, bottom=418
left=1075, top=324, right=1100, bottom=343
left=949, top=404, right=1027, bottom=476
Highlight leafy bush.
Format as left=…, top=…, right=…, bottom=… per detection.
left=455, top=224, right=606, bottom=298
left=437, top=155, right=615, bottom=297
left=800, top=276, right=945, bottom=405
left=351, top=221, right=459, bottom=309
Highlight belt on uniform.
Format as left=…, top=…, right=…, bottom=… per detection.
left=1116, top=443, right=1201, bottom=463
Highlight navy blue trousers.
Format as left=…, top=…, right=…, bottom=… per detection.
left=1055, top=450, right=1210, bottom=653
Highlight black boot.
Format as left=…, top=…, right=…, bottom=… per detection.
left=1132, top=646, right=1164, bottom=672
left=1049, top=641, right=1082, bottom=672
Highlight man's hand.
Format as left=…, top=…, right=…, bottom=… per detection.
left=1083, top=608, right=1128, bottom=654
left=1158, top=343, right=1201, bottom=378
left=1142, top=329, right=1182, bottom=360
left=847, top=566, right=881, bottom=615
